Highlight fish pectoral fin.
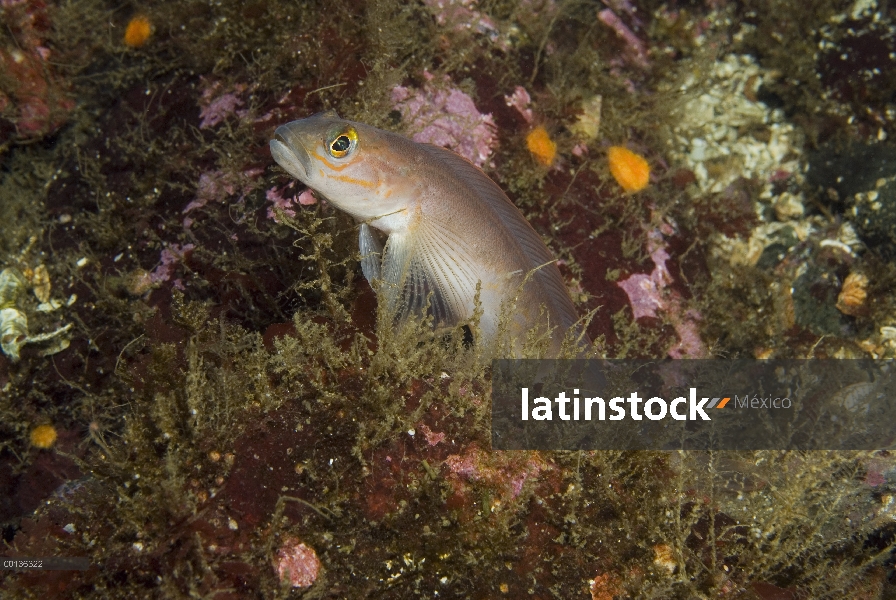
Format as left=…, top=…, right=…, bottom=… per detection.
left=380, top=220, right=478, bottom=328
left=359, top=223, right=384, bottom=283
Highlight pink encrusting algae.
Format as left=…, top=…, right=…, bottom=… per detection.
left=0, top=0, right=73, bottom=139
left=504, top=86, right=534, bottom=123
left=275, top=539, right=321, bottom=588
left=182, top=168, right=263, bottom=228
left=391, top=72, right=498, bottom=168
left=264, top=185, right=317, bottom=222
left=598, top=8, right=649, bottom=68
left=616, top=231, right=671, bottom=320
left=150, top=243, right=195, bottom=285
left=183, top=171, right=238, bottom=215
left=198, top=80, right=247, bottom=129
left=265, top=186, right=296, bottom=221
left=422, top=0, right=499, bottom=38
left=297, top=189, right=317, bottom=206
left=617, top=230, right=707, bottom=358
left=444, top=444, right=550, bottom=500
left=418, top=424, right=446, bottom=446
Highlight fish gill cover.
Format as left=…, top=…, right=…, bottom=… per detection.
left=0, top=0, right=895, bottom=598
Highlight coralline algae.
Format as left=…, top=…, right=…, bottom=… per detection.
left=391, top=73, right=497, bottom=168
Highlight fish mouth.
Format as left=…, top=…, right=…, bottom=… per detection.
left=270, top=123, right=313, bottom=181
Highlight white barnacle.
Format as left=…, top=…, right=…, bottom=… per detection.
left=0, top=267, right=73, bottom=362
left=0, top=268, right=28, bottom=361
left=0, top=306, right=28, bottom=362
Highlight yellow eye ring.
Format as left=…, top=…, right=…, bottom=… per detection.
left=327, top=127, right=357, bottom=158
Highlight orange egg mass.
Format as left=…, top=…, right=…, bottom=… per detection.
left=124, top=16, right=152, bottom=48
left=30, top=424, right=58, bottom=449
left=608, top=145, right=650, bottom=192
left=526, top=126, right=557, bottom=166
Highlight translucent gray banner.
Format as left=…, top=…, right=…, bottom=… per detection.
left=491, top=360, right=896, bottom=450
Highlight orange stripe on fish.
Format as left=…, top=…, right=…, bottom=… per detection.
left=330, top=174, right=375, bottom=188
left=308, top=147, right=353, bottom=172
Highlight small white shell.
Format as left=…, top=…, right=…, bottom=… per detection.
left=0, top=267, right=72, bottom=361
left=0, top=306, right=28, bottom=362
left=31, top=264, right=51, bottom=303
left=0, top=268, right=28, bottom=361
left=0, top=267, right=26, bottom=307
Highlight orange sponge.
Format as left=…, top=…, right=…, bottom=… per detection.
left=30, top=424, right=57, bottom=449
left=124, top=16, right=152, bottom=48
left=526, top=126, right=557, bottom=166
left=608, top=146, right=650, bottom=192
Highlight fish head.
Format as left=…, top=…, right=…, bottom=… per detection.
left=270, top=112, right=411, bottom=223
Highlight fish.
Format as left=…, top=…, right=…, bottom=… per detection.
left=270, top=111, right=589, bottom=357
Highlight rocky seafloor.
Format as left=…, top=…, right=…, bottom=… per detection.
left=2, top=0, right=896, bottom=598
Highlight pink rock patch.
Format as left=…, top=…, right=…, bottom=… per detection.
left=275, top=539, right=321, bottom=588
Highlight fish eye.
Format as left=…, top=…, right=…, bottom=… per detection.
left=327, top=127, right=357, bottom=158
left=332, top=136, right=350, bottom=152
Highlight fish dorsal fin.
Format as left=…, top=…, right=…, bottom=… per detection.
left=379, top=208, right=479, bottom=328
left=419, top=144, right=580, bottom=330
